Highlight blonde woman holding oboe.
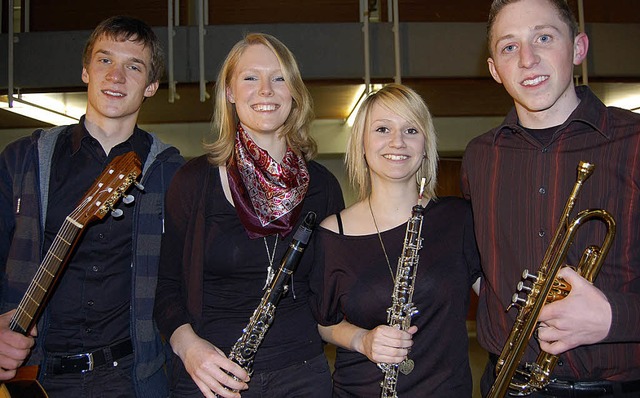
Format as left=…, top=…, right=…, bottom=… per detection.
left=311, top=84, right=481, bottom=397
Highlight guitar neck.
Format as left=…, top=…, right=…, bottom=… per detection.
left=10, top=217, right=83, bottom=335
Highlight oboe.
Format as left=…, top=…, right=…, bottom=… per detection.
left=228, top=211, right=317, bottom=376
left=379, top=179, right=426, bottom=398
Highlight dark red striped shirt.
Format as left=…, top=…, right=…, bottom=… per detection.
left=461, top=86, right=640, bottom=381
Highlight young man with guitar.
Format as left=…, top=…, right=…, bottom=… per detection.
left=0, top=16, right=184, bottom=397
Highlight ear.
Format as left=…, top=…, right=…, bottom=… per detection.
left=226, top=86, right=235, bottom=103
left=144, top=81, right=159, bottom=98
left=573, top=32, right=589, bottom=65
left=81, top=67, right=90, bottom=84
left=487, top=57, right=503, bottom=84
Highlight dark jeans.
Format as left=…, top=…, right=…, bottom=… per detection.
left=41, top=353, right=135, bottom=398
left=172, top=353, right=332, bottom=398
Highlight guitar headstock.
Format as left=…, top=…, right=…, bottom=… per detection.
left=70, top=151, right=142, bottom=226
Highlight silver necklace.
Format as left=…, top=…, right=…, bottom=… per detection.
left=262, top=235, right=278, bottom=289
left=368, top=197, right=395, bottom=284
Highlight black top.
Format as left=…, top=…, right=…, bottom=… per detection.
left=44, top=119, right=150, bottom=353
left=155, top=155, right=345, bottom=384
left=312, top=197, right=482, bottom=397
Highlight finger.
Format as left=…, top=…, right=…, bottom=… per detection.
left=538, top=338, right=571, bottom=356
left=0, top=368, right=17, bottom=381
left=374, top=351, right=410, bottom=364
left=195, top=373, right=242, bottom=398
left=557, top=266, right=583, bottom=285
left=213, top=367, right=249, bottom=392
left=221, top=361, right=250, bottom=383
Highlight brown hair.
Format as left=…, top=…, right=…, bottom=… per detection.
left=82, top=15, right=164, bottom=84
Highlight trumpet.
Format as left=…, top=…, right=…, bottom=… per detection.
left=487, top=161, right=616, bottom=397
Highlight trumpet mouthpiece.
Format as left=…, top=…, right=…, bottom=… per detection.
left=577, top=161, right=594, bottom=181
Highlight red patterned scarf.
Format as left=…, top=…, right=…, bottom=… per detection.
left=227, top=125, right=310, bottom=239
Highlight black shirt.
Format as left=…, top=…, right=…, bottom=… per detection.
left=43, top=118, right=150, bottom=353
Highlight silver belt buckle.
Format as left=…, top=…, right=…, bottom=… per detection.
left=79, top=352, right=94, bottom=373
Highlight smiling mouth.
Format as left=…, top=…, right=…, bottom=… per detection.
left=252, top=104, right=279, bottom=111
left=522, top=75, right=549, bottom=86
left=383, top=154, right=409, bottom=160
left=103, top=90, right=125, bottom=97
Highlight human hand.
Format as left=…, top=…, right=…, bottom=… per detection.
left=537, top=267, right=611, bottom=355
left=0, top=309, right=36, bottom=380
left=358, top=325, right=417, bottom=364
left=170, top=325, right=249, bottom=398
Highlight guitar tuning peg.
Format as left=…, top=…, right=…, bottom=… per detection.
left=134, top=181, right=145, bottom=191
left=122, top=194, right=135, bottom=205
left=111, top=208, right=124, bottom=218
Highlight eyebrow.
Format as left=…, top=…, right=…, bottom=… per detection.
left=95, top=49, right=147, bottom=67
left=493, top=24, right=562, bottom=48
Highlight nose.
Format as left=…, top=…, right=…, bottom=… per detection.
left=106, top=65, right=125, bottom=83
left=388, top=130, right=406, bottom=148
left=259, top=80, right=274, bottom=97
left=519, top=43, right=540, bottom=69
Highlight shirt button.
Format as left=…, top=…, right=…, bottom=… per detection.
left=539, top=187, right=546, bottom=195
left=92, top=266, right=99, bottom=272
left=98, top=233, right=105, bottom=239
left=87, top=300, right=94, bottom=306
left=538, top=229, right=546, bottom=237
left=85, top=328, right=92, bottom=334
left=542, top=147, right=548, bottom=153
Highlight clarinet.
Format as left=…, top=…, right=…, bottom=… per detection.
left=379, top=183, right=426, bottom=398
left=228, top=211, right=317, bottom=376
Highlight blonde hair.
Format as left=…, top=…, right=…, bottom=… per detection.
left=205, top=33, right=316, bottom=165
left=346, top=83, right=438, bottom=201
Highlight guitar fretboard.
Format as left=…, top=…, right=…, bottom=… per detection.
left=10, top=216, right=83, bottom=334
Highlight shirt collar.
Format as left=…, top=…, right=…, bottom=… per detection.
left=492, top=86, right=611, bottom=144
left=70, top=115, right=150, bottom=163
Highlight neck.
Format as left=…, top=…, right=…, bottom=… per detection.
left=517, top=85, right=581, bottom=129
left=83, top=114, right=136, bottom=155
left=368, top=182, right=421, bottom=228
left=242, top=125, right=287, bottom=163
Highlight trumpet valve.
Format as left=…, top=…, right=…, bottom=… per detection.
left=521, top=269, right=538, bottom=282
left=509, top=293, right=527, bottom=310
left=516, top=281, right=532, bottom=293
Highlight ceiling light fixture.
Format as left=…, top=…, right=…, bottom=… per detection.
left=345, top=83, right=384, bottom=126
left=0, top=94, right=82, bottom=126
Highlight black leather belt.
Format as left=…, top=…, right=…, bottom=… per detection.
left=48, top=339, right=133, bottom=375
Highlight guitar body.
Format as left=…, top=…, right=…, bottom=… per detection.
left=0, top=366, right=48, bottom=398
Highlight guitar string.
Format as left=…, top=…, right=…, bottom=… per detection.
left=16, top=216, right=81, bottom=327
left=14, top=166, right=128, bottom=328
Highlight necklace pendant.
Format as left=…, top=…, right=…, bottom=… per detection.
left=263, top=266, right=275, bottom=290
left=399, top=358, right=414, bottom=375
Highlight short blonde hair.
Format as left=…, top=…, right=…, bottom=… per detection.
left=205, top=33, right=316, bottom=165
left=346, top=83, right=438, bottom=201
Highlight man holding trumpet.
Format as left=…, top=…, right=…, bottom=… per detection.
left=462, top=0, right=640, bottom=397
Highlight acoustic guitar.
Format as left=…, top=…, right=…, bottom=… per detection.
left=0, top=151, right=142, bottom=398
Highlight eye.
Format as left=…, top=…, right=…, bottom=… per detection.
left=243, top=75, right=258, bottom=81
left=502, top=44, right=517, bottom=54
left=129, top=64, right=142, bottom=72
left=538, top=34, right=551, bottom=43
left=97, top=58, right=111, bottom=64
left=273, top=76, right=285, bottom=82
left=375, top=126, right=390, bottom=134
left=406, top=128, right=419, bottom=135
